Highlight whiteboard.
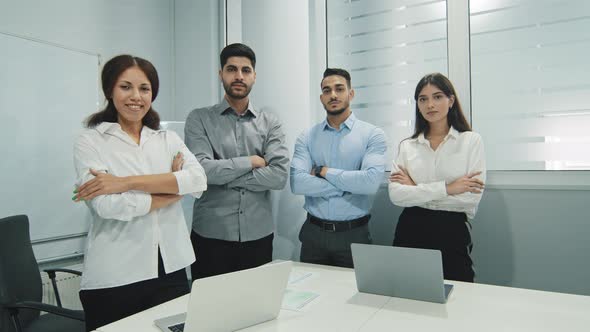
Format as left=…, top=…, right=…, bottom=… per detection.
left=0, top=32, right=99, bottom=261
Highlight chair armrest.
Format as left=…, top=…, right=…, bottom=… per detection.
left=43, top=268, right=82, bottom=308
left=6, top=301, right=85, bottom=321
left=44, top=268, right=82, bottom=277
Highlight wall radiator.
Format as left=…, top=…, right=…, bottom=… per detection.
left=40, top=264, right=83, bottom=310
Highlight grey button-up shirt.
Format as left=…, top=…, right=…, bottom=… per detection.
left=185, top=98, right=289, bottom=242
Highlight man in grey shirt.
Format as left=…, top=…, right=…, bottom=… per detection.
left=185, top=43, right=289, bottom=279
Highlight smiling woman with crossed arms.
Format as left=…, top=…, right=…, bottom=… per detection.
left=72, top=55, right=207, bottom=331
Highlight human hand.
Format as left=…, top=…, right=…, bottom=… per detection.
left=310, top=166, right=327, bottom=177
left=172, top=152, right=184, bottom=172
left=73, top=169, right=129, bottom=201
left=445, top=172, right=485, bottom=195
left=250, top=155, right=267, bottom=168
left=389, top=166, right=416, bottom=186
left=319, top=166, right=328, bottom=178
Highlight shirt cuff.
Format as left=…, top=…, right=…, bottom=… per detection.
left=433, top=181, right=448, bottom=200
left=232, top=156, right=254, bottom=173
left=324, top=168, right=341, bottom=183
left=173, top=170, right=189, bottom=195
left=133, top=192, right=152, bottom=216
left=173, top=170, right=206, bottom=197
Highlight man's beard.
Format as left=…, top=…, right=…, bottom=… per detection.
left=325, top=107, right=347, bottom=116
left=324, top=101, right=349, bottom=116
left=223, top=81, right=251, bottom=99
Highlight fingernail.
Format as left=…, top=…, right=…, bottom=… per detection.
left=72, top=195, right=77, bottom=201
left=73, top=189, right=78, bottom=193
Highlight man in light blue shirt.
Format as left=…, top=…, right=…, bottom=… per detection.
left=290, top=68, right=387, bottom=268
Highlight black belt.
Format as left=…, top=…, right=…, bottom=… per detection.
left=308, top=214, right=370, bottom=232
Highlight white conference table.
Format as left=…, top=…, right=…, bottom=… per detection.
left=95, top=262, right=590, bottom=332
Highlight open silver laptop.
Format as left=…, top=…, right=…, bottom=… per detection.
left=351, top=244, right=453, bottom=303
left=155, top=261, right=292, bottom=332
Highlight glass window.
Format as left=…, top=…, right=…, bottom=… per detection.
left=470, top=0, right=590, bottom=170
left=326, top=0, right=449, bottom=167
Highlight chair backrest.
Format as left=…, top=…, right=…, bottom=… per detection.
left=0, top=215, right=43, bottom=331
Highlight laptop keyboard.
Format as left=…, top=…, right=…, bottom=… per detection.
left=168, top=323, right=185, bottom=332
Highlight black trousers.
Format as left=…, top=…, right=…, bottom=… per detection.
left=79, top=250, right=189, bottom=332
left=190, top=231, right=274, bottom=280
left=393, top=206, right=474, bottom=282
left=299, top=215, right=372, bottom=268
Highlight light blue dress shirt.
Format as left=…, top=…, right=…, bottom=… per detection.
left=290, top=113, right=387, bottom=221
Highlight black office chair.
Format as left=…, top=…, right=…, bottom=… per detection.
left=0, top=215, right=85, bottom=332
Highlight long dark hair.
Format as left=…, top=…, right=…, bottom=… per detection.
left=411, top=73, right=471, bottom=139
left=85, top=55, right=160, bottom=129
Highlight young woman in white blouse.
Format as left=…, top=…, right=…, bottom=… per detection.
left=388, top=73, right=485, bottom=282
left=72, top=55, right=207, bottom=331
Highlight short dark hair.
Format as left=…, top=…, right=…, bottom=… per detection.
left=322, top=68, right=351, bottom=88
left=86, top=55, right=160, bottom=130
left=220, top=43, right=256, bottom=69
left=411, top=72, right=471, bottom=139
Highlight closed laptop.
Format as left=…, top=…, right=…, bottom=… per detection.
left=351, top=244, right=453, bottom=303
left=155, top=261, right=292, bottom=332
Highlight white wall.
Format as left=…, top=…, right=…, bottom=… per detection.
left=0, top=0, right=175, bottom=119
left=174, top=0, right=221, bottom=120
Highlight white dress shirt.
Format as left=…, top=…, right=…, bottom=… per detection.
left=388, top=127, right=486, bottom=219
left=73, top=122, right=207, bottom=290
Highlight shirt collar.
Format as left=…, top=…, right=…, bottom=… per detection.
left=142, top=126, right=164, bottom=136
left=218, top=98, right=258, bottom=117
left=322, top=112, right=357, bottom=131
left=416, top=133, right=428, bottom=145
left=96, top=122, right=121, bottom=134
left=95, top=122, right=163, bottom=136
left=447, top=126, right=460, bottom=139
left=415, top=126, right=460, bottom=145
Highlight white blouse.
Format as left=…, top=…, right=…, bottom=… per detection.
left=388, top=127, right=486, bottom=219
left=74, top=122, right=207, bottom=290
